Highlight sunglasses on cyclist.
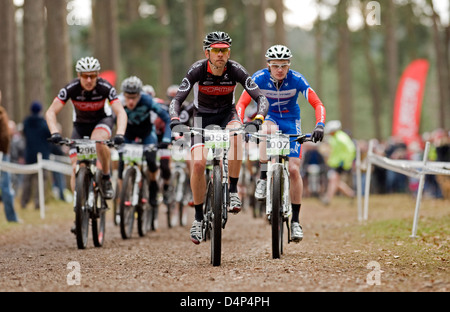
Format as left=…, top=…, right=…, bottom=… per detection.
left=208, top=47, right=230, bottom=54
left=268, top=63, right=290, bottom=70
left=80, top=73, right=98, bottom=80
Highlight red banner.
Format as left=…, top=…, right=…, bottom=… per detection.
left=99, top=70, right=117, bottom=87
left=392, top=59, right=429, bottom=146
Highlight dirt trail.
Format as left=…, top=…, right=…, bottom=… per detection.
left=0, top=195, right=448, bottom=297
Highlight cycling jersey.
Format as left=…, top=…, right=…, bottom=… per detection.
left=169, top=59, right=268, bottom=120
left=236, top=68, right=326, bottom=124
left=55, top=77, right=120, bottom=124
left=119, top=92, right=171, bottom=144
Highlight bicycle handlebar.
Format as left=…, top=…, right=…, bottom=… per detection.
left=47, top=137, right=118, bottom=148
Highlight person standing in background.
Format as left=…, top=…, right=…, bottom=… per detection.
left=0, top=91, right=21, bottom=222
left=21, top=101, right=51, bottom=210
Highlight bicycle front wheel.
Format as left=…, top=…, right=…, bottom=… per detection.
left=74, top=167, right=91, bottom=249
left=137, top=175, right=150, bottom=237
left=120, top=168, right=137, bottom=239
left=92, top=171, right=106, bottom=247
left=211, top=164, right=222, bottom=266
left=271, top=165, right=283, bottom=259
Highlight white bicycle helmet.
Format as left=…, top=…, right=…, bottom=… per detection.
left=76, top=56, right=101, bottom=73
left=324, top=120, right=342, bottom=134
left=265, top=45, right=292, bottom=61
left=121, top=76, right=143, bottom=94
left=142, top=84, right=156, bottom=97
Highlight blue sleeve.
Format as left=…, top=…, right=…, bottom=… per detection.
left=152, top=99, right=172, bottom=143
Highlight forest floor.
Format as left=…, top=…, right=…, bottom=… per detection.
left=0, top=193, right=448, bottom=302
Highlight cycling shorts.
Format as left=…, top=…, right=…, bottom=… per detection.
left=265, top=114, right=302, bottom=158
left=70, top=116, right=115, bottom=157
left=190, top=108, right=240, bottom=151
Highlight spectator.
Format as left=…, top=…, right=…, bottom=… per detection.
left=321, top=120, right=356, bottom=205
left=21, top=101, right=51, bottom=210
left=0, top=91, right=21, bottom=222
left=384, top=135, right=408, bottom=193
left=8, top=120, right=25, bottom=190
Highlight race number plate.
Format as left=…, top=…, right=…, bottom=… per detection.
left=266, top=134, right=290, bottom=156
left=204, top=129, right=230, bottom=149
left=76, top=142, right=97, bottom=161
left=122, top=144, right=143, bottom=165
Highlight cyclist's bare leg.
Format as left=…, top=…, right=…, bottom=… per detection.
left=227, top=121, right=243, bottom=179
left=190, top=146, right=208, bottom=205
left=289, top=157, right=303, bottom=205
left=91, top=128, right=111, bottom=175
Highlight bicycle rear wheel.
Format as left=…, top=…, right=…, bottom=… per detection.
left=271, top=165, right=283, bottom=259
left=211, top=164, right=222, bottom=266
left=137, top=175, right=150, bottom=237
left=74, top=167, right=91, bottom=249
left=120, top=168, right=136, bottom=239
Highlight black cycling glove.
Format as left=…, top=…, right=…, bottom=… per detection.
left=49, top=133, right=63, bottom=144
left=113, top=134, right=125, bottom=146
left=312, top=123, right=324, bottom=143
left=244, top=119, right=263, bottom=133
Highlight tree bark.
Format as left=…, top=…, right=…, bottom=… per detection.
left=45, top=0, right=73, bottom=137
left=23, top=0, right=46, bottom=111
left=336, top=0, right=353, bottom=133
left=0, top=0, right=16, bottom=118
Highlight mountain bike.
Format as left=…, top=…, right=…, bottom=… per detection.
left=51, top=138, right=116, bottom=249
left=252, top=131, right=312, bottom=259
left=190, top=125, right=244, bottom=266
left=118, top=143, right=157, bottom=239
left=170, top=139, right=191, bottom=227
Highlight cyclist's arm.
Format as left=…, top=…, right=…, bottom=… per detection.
left=45, top=97, right=65, bottom=134
left=236, top=90, right=252, bottom=123
left=305, top=88, right=326, bottom=126
left=234, top=64, right=268, bottom=122
left=152, top=99, right=172, bottom=143
left=110, top=99, right=128, bottom=135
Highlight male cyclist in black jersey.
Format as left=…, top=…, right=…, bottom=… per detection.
left=46, top=57, right=127, bottom=200
left=169, top=31, right=269, bottom=244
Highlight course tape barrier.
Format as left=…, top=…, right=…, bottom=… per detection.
left=0, top=152, right=72, bottom=219
left=357, top=140, right=450, bottom=238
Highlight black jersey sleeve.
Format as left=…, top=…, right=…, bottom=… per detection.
left=230, top=61, right=268, bottom=118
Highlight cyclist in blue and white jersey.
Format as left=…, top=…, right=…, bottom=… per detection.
left=236, top=45, right=326, bottom=242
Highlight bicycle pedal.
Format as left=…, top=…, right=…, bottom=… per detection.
left=124, top=201, right=132, bottom=206
left=141, top=198, right=148, bottom=204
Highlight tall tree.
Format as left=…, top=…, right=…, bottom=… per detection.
left=45, top=0, right=73, bottom=137
left=92, top=0, right=121, bottom=86
left=362, top=7, right=382, bottom=140
left=336, top=0, right=353, bottom=133
left=0, top=0, right=17, bottom=118
left=384, top=0, right=398, bottom=130
left=184, top=0, right=196, bottom=69
left=272, top=0, right=286, bottom=45
left=23, top=0, right=46, bottom=111
left=428, top=0, right=449, bottom=129
left=155, top=0, right=173, bottom=95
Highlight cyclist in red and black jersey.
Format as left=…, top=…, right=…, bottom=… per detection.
left=46, top=57, right=127, bottom=202
left=169, top=31, right=269, bottom=244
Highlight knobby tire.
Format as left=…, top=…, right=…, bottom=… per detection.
left=120, top=168, right=136, bottom=239
left=75, top=167, right=90, bottom=249
left=271, top=165, right=283, bottom=259
left=211, top=164, right=222, bottom=266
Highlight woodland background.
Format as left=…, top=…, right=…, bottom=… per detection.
left=0, top=0, right=448, bottom=139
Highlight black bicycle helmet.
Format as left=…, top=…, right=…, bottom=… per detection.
left=203, top=31, right=232, bottom=50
